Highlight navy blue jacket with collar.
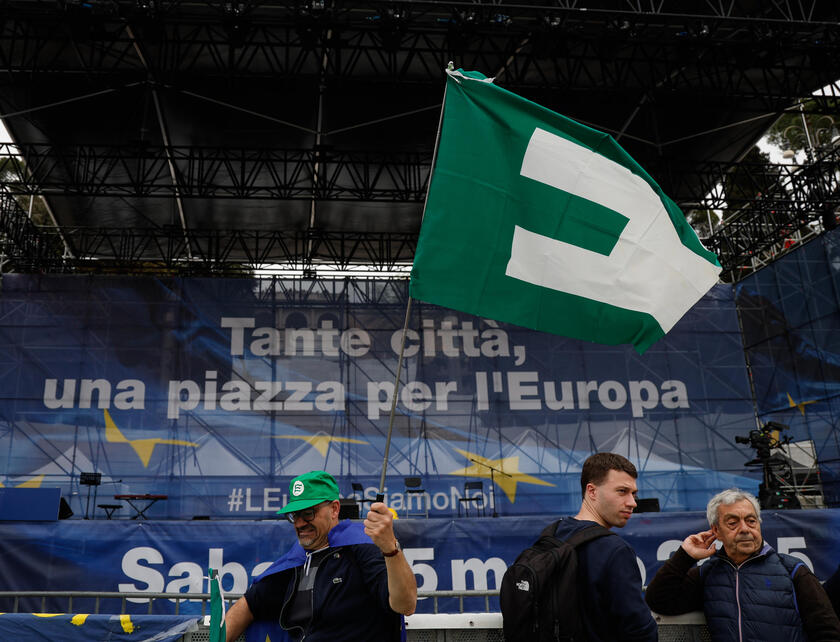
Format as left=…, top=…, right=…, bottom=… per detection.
left=553, top=517, right=658, bottom=642
left=243, top=520, right=404, bottom=642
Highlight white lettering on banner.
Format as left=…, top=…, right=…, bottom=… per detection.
left=166, top=379, right=345, bottom=419
left=636, top=557, right=646, bottom=585
left=208, top=548, right=249, bottom=594
left=404, top=548, right=438, bottom=594
left=166, top=561, right=203, bottom=595
left=120, top=547, right=250, bottom=603
left=366, top=381, right=459, bottom=420
left=221, top=317, right=255, bottom=355
left=225, top=316, right=534, bottom=361
left=118, top=544, right=613, bottom=603
left=43, top=379, right=146, bottom=410
left=221, top=317, right=371, bottom=358
left=119, top=547, right=165, bottom=603
left=394, top=319, right=528, bottom=362
left=227, top=488, right=290, bottom=512
left=245, top=489, right=262, bottom=512
left=475, top=373, right=689, bottom=417
left=42, top=374, right=689, bottom=417
left=777, top=537, right=814, bottom=572
left=115, top=536, right=815, bottom=603
left=226, top=485, right=488, bottom=516
left=43, top=375, right=689, bottom=423
left=511, top=128, right=720, bottom=333
left=451, top=558, right=508, bottom=591
left=656, top=540, right=683, bottom=561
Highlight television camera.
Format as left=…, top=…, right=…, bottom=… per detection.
left=734, top=422, right=800, bottom=510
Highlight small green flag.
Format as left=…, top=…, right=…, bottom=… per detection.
left=410, top=68, right=721, bottom=353
left=208, top=567, right=226, bottom=642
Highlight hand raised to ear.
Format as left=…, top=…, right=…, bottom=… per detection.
left=682, top=530, right=717, bottom=560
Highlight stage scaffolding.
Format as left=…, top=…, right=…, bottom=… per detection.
left=2, top=146, right=838, bottom=282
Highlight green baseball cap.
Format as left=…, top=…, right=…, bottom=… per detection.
left=277, top=470, right=340, bottom=514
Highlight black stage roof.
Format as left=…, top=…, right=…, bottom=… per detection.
left=0, top=1, right=838, bottom=271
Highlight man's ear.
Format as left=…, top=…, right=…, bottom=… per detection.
left=585, top=482, right=598, bottom=501
left=330, top=500, right=341, bottom=519
left=710, top=523, right=720, bottom=539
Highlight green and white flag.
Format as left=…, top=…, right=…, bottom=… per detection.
left=208, top=567, right=226, bottom=642
left=409, top=68, right=721, bottom=353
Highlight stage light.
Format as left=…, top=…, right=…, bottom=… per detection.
left=223, top=2, right=248, bottom=48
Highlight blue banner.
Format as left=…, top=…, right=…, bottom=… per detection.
left=0, top=274, right=757, bottom=518
left=0, top=614, right=199, bottom=642
left=1, top=513, right=838, bottom=615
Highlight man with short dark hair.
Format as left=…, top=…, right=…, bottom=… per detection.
left=552, top=452, right=657, bottom=641
left=224, top=470, right=417, bottom=641
left=645, top=488, right=840, bottom=641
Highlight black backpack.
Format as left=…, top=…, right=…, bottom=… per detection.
left=500, top=520, right=614, bottom=642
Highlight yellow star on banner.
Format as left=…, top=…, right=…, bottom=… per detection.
left=120, top=614, right=134, bottom=633
left=0, top=474, right=45, bottom=488
left=274, top=434, right=368, bottom=457
left=787, top=392, right=816, bottom=416
left=104, top=409, right=198, bottom=467
left=447, top=449, right=554, bottom=504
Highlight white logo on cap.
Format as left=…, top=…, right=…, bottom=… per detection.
left=292, top=480, right=305, bottom=496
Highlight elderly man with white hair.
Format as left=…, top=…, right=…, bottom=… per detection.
left=645, top=488, right=840, bottom=642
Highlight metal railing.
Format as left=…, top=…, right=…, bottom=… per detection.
left=0, top=589, right=497, bottom=616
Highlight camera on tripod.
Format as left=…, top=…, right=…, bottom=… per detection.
left=734, top=422, right=800, bottom=510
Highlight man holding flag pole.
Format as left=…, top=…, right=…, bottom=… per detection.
left=222, top=471, right=416, bottom=641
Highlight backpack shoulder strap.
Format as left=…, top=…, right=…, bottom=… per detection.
left=564, top=524, right=615, bottom=548
left=538, top=520, right=563, bottom=539
left=537, top=521, right=615, bottom=547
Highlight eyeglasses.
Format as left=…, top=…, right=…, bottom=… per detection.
left=285, top=500, right=330, bottom=523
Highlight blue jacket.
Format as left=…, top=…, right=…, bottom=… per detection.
left=244, top=520, right=405, bottom=642
left=700, top=543, right=806, bottom=642
left=553, top=517, right=657, bottom=642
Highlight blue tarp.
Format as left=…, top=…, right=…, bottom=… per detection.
left=0, top=614, right=199, bottom=642
left=0, top=274, right=757, bottom=517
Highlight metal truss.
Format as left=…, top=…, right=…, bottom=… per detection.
left=706, top=144, right=840, bottom=282
left=1, top=2, right=837, bottom=106
left=2, top=140, right=838, bottom=280
left=0, top=144, right=430, bottom=200
left=0, top=194, right=417, bottom=274
left=2, top=140, right=836, bottom=209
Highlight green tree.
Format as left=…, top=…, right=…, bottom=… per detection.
left=765, top=98, right=840, bottom=156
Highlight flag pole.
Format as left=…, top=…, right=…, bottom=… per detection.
left=377, top=296, right=412, bottom=499
left=376, top=64, right=452, bottom=502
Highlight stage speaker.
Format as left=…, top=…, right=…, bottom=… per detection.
left=339, top=498, right=360, bottom=520
left=58, top=497, right=74, bottom=519
left=635, top=498, right=660, bottom=513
